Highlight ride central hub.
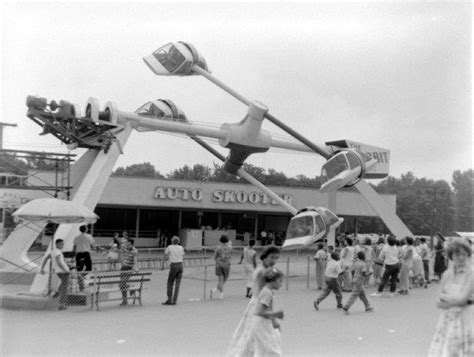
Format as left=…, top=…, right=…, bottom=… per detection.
left=219, top=101, right=271, bottom=174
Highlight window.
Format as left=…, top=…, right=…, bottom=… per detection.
left=201, top=211, right=219, bottom=230
left=135, top=102, right=166, bottom=119
left=153, top=44, right=186, bottom=73
left=93, top=207, right=137, bottom=237
left=346, top=152, right=361, bottom=169
left=321, top=154, right=349, bottom=180
left=286, top=216, right=314, bottom=239
left=139, top=209, right=179, bottom=238
left=314, top=215, right=325, bottom=235
left=181, top=211, right=199, bottom=229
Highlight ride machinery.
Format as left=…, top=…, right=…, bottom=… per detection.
left=1, top=42, right=413, bottom=295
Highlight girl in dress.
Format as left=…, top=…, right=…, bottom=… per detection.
left=399, top=237, right=415, bottom=295
left=239, top=239, right=257, bottom=298
left=340, top=238, right=355, bottom=291
left=252, top=267, right=285, bottom=356
left=411, top=238, right=427, bottom=288
left=226, top=246, right=280, bottom=357
left=107, top=234, right=121, bottom=271
left=429, top=239, right=473, bottom=356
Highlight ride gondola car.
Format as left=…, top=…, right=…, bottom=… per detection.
left=319, top=149, right=377, bottom=193
left=282, top=206, right=343, bottom=250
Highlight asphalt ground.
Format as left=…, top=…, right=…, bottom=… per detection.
left=1, top=254, right=440, bottom=356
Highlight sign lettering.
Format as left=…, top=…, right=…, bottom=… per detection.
left=155, top=186, right=293, bottom=206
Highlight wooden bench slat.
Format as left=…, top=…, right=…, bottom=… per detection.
left=91, top=271, right=152, bottom=311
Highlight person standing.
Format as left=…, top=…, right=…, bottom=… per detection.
left=434, top=233, right=447, bottom=281
left=119, top=239, right=138, bottom=306
left=314, top=243, right=327, bottom=290
left=107, top=234, right=121, bottom=271
left=162, top=236, right=185, bottom=305
left=260, top=229, right=268, bottom=246
left=211, top=234, right=233, bottom=300
left=373, top=237, right=386, bottom=285
left=73, top=225, right=95, bottom=291
left=121, top=231, right=129, bottom=247
left=428, top=239, right=473, bottom=356
left=362, top=238, right=375, bottom=286
left=398, top=237, right=415, bottom=295
left=342, top=251, right=374, bottom=314
left=239, top=239, right=257, bottom=298
left=372, top=235, right=400, bottom=297
left=340, top=238, right=355, bottom=292
left=419, top=237, right=431, bottom=283
left=40, top=239, right=70, bottom=310
left=412, top=238, right=427, bottom=288
left=314, top=252, right=344, bottom=311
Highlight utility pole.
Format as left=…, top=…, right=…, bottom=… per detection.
left=0, top=122, right=17, bottom=149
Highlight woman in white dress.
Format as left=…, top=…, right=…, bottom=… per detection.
left=429, top=239, right=473, bottom=357
left=399, top=237, right=415, bottom=295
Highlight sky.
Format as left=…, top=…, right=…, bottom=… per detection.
left=1, top=1, right=472, bottom=184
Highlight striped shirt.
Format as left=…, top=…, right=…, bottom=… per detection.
left=121, top=246, right=138, bottom=267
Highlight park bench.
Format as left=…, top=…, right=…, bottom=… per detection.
left=90, top=271, right=152, bottom=311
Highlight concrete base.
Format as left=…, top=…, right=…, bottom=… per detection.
left=67, top=291, right=96, bottom=306
left=0, top=272, right=36, bottom=285
left=1, top=290, right=112, bottom=310
left=1, top=292, right=59, bottom=310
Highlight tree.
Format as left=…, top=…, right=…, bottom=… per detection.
left=210, top=162, right=240, bottom=183
left=113, top=162, right=164, bottom=178
left=167, top=164, right=212, bottom=181
left=376, top=172, right=454, bottom=235
left=0, top=153, right=29, bottom=175
left=451, top=169, right=473, bottom=231
left=264, top=169, right=288, bottom=186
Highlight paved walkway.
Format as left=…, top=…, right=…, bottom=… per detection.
left=1, top=258, right=440, bottom=356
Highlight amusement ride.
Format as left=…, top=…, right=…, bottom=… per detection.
left=1, top=42, right=413, bottom=296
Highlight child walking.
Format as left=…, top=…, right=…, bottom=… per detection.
left=226, top=246, right=280, bottom=357
left=239, top=239, right=257, bottom=298
left=342, top=251, right=374, bottom=314
left=251, top=267, right=285, bottom=356
left=313, top=252, right=344, bottom=311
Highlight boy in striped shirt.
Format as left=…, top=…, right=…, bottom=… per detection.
left=119, top=239, right=138, bottom=306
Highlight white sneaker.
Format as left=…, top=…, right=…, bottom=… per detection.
left=210, top=288, right=217, bottom=300
left=218, top=292, right=224, bottom=300
left=370, top=292, right=381, bottom=297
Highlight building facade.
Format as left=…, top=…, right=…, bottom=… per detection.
left=3, top=175, right=396, bottom=247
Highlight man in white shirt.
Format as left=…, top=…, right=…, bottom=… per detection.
left=163, top=236, right=185, bottom=305
left=419, top=237, right=431, bottom=283
left=372, top=235, right=401, bottom=296
left=73, top=225, right=95, bottom=291
left=40, top=239, right=70, bottom=310
left=314, top=251, right=344, bottom=310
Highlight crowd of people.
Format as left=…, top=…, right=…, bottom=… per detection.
left=313, top=233, right=442, bottom=296
left=43, top=227, right=472, bottom=356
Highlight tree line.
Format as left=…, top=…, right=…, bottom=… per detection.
left=112, top=162, right=472, bottom=236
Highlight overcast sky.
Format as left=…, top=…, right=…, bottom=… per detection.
left=1, top=2, right=471, bottom=184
